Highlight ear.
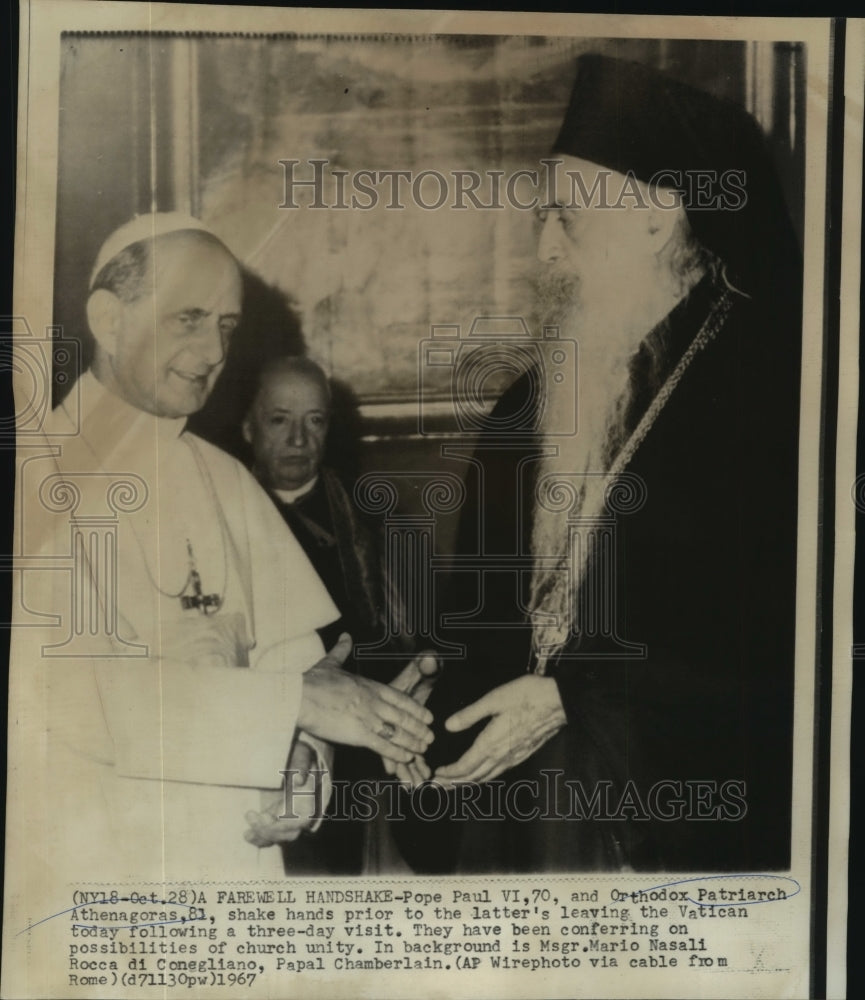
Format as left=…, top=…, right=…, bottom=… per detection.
left=86, top=289, right=124, bottom=356
left=241, top=414, right=254, bottom=446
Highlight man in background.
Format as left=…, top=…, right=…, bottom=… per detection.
left=243, top=354, right=437, bottom=871
left=243, top=356, right=411, bottom=663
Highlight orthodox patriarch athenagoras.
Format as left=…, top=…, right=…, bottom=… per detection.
left=402, top=54, right=801, bottom=873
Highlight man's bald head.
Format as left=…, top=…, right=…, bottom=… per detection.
left=254, top=356, right=332, bottom=407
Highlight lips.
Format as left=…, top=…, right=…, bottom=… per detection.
left=170, top=368, right=209, bottom=385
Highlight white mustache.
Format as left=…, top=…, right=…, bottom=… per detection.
left=531, top=267, right=583, bottom=330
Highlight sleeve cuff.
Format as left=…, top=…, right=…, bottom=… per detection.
left=294, top=734, right=334, bottom=833
left=553, top=669, right=593, bottom=727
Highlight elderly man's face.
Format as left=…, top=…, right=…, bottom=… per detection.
left=107, top=234, right=242, bottom=418
left=534, top=156, right=664, bottom=336
left=245, top=368, right=331, bottom=491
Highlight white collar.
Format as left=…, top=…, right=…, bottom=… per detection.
left=273, top=476, right=319, bottom=506
left=72, top=370, right=188, bottom=452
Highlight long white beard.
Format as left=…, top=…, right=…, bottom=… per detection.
left=527, top=268, right=658, bottom=669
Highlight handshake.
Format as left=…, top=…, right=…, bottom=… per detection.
left=298, top=632, right=568, bottom=789
left=297, top=634, right=442, bottom=788
left=245, top=633, right=567, bottom=848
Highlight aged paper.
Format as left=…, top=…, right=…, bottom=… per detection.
left=827, top=17, right=863, bottom=1000
left=3, top=4, right=855, bottom=998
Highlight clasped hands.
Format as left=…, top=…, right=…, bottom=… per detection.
left=245, top=636, right=443, bottom=847
left=300, top=633, right=568, bottom=789
left=245, top=634, right=567, bottom=847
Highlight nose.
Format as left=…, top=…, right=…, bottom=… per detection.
left=537, top=212, right=568, bottom=264
left=287, top=418, right=307, bottom=448
left=197, top=317, right=227, bottom=368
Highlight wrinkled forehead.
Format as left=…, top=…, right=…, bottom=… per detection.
left=552, top=155, right=617, bottom=183
left=256, top=364, right=332, bottom=411
left=544, top=155, right=682, bottom=210
left=545, top=155, right=627, bottom=196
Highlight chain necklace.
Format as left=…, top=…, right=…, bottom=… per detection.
left=168, top=435, right=229, bottom=614
left=76, top=416, right=230, bottom=614
left=125, top=433, right=229, bottom=614
left=531, top=284, right=735, bottom=675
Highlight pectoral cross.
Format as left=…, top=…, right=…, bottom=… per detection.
left=180, top=540, right=222, bottom=614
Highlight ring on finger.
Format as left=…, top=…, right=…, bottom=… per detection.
left=379, top=721, right=396, bottom=741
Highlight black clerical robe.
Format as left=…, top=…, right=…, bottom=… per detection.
left=270, top=466, right=413, bottom=873
left=398, top=271, right=800, bottom=874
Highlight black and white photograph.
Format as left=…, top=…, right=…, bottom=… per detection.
left=3, top=5, right=858, bottom=999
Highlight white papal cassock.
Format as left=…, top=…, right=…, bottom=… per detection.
left=10, top=371, right=339, bottom=892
